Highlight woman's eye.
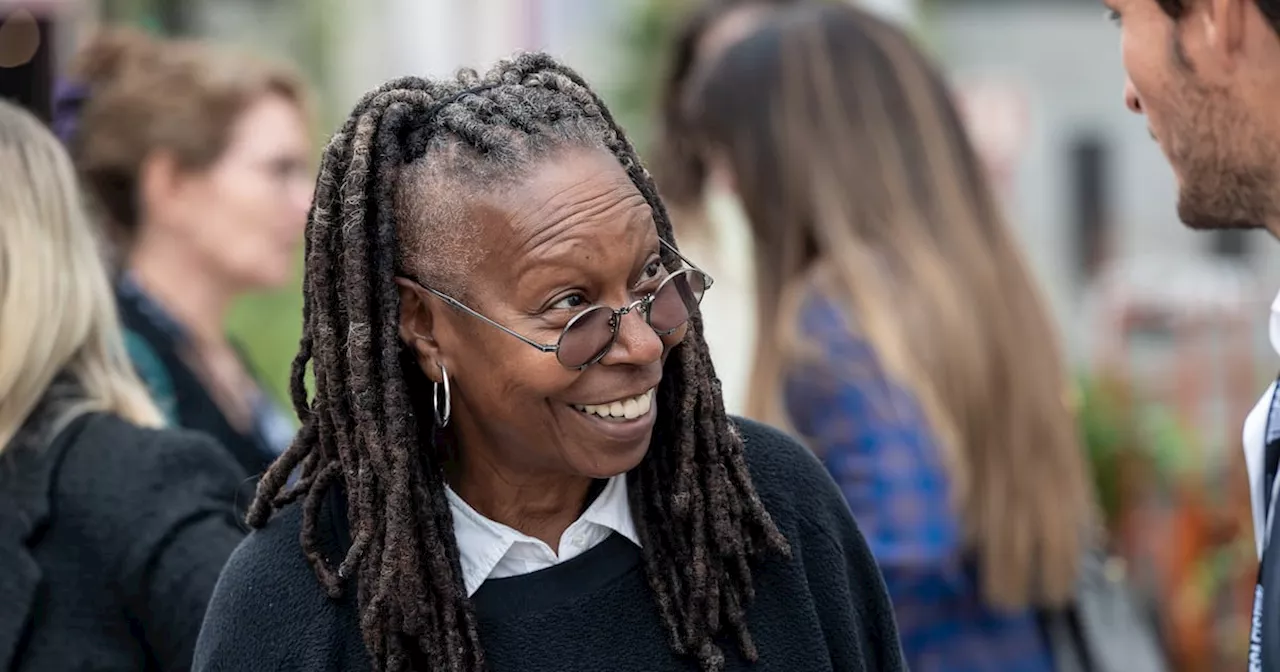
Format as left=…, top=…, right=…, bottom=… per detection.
left=641, top=259, right=664, bottom=282
left=551, top=294, right=588, bottom=311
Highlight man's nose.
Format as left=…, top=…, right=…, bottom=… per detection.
left=1124, top=77, right=1143, bottom=115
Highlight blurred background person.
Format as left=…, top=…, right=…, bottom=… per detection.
left=681, top=4, right=1095, bottom=670
left=1102, top=0, right=1280, bottom=666
left=650, top=0, right=802, bottom=415
left=55, top=27, right=313, bottom=493
left=0, top=98, right=245, bottom=672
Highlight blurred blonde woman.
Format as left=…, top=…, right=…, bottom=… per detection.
left=0, top=99, right=245, bottom=671
left=680, top=4, right=1095, bottom=671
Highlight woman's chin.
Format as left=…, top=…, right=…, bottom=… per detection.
left=558, top=403, right=656, bottom=477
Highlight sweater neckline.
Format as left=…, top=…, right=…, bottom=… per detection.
left=325, top=484, right=643, bottom=615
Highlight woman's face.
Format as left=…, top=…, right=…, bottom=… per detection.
left=151, top=93, right=312, bottom=291
left=399, top=147, right=687, bottom=481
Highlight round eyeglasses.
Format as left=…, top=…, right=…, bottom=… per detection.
left=403, top=243, right=712, bottom=369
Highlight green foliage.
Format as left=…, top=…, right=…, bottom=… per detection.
left=1076, top=374, right=1130, bottom=527
left=227, top=274, right=303, bottom=410
left=1075, top=373, right=1195, bottom=528
left=604, top=0, right=691, bottom=158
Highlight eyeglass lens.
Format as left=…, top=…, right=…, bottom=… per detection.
left=555, top=269, right=708, bottom=368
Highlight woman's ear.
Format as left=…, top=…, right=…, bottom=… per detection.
left=138, top=149, right=187, bottom=230
left=395, top=278, right=445, bottom=383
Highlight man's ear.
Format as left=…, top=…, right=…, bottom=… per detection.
left=396, top=278, right=446, bottom=384
left=1203, top=0, right=1248, bottom=67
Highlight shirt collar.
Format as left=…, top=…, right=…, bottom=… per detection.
left=445, top=475, right=640, bottom=596
left=1269, top=290, right=1280, bottom=357
left=1243, top=289, right=1280, bottom=557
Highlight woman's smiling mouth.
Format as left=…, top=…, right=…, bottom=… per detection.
left=572, top=388, right=655, bottom=421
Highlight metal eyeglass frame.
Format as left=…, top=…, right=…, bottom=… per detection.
left=401, top=239, right=713, bottom=370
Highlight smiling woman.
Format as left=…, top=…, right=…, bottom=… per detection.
left=192, top=53, right=906, bottom=672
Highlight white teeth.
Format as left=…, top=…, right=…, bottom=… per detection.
left=574, top=388, right=654, bottom=420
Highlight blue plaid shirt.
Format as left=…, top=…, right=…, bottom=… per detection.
left=784, top=296, right=1054, bottom=672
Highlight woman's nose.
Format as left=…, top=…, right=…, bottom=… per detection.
left=599, top=308, right=664, bottom=367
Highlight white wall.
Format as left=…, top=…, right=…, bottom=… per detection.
left=329, top=0, right=639, bottom=115
left=932, top=2, right=1276, bottom=365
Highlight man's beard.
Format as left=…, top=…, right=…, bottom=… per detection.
left=1171, top=76, right=1277, bottom=231
left=1177, top=164, right=1274, bottom=230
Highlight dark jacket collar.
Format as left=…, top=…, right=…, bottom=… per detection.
left=0, top=379, right=92, bottom=668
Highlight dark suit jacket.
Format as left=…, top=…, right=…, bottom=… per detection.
left=0, top=386, right=247, bottom=671
left=1262, top=497, right=1280, bottom=671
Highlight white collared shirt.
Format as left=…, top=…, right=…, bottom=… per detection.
left=445, top=475, right=641, bottom=596
left=1244, top=290, right=1280, bottom=558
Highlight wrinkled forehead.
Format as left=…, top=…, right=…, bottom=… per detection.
left=472, top=148, right=655, bottom=283
left=394, top=146, right=653, bottom=295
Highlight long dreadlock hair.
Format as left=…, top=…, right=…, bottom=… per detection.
left=248, top=52, right=790, bottom=672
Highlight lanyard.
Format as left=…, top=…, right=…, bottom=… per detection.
left=1248, top=374, right=1280, bottom=671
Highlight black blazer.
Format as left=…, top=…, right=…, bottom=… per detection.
left=0, top=387, right=247, bottom=671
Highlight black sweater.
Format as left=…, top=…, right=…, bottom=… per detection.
left=193, top=419, right=905, bottom=671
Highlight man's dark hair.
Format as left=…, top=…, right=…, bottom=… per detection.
left=247, top=53, right=790, bottom=672
left=1156, top=0, right=1280, bottom=34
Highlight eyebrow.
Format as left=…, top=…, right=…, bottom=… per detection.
left=513, top=236, right=663, bottom=299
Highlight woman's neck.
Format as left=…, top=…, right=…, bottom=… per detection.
left=128, top=241, right=231, bottom=346
left=450, top=455, right=594, bottom=551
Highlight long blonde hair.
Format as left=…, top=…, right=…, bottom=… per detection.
left=685, top=4, right=1094, bottom=609
left=0, top=99, right=161, bottom=450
